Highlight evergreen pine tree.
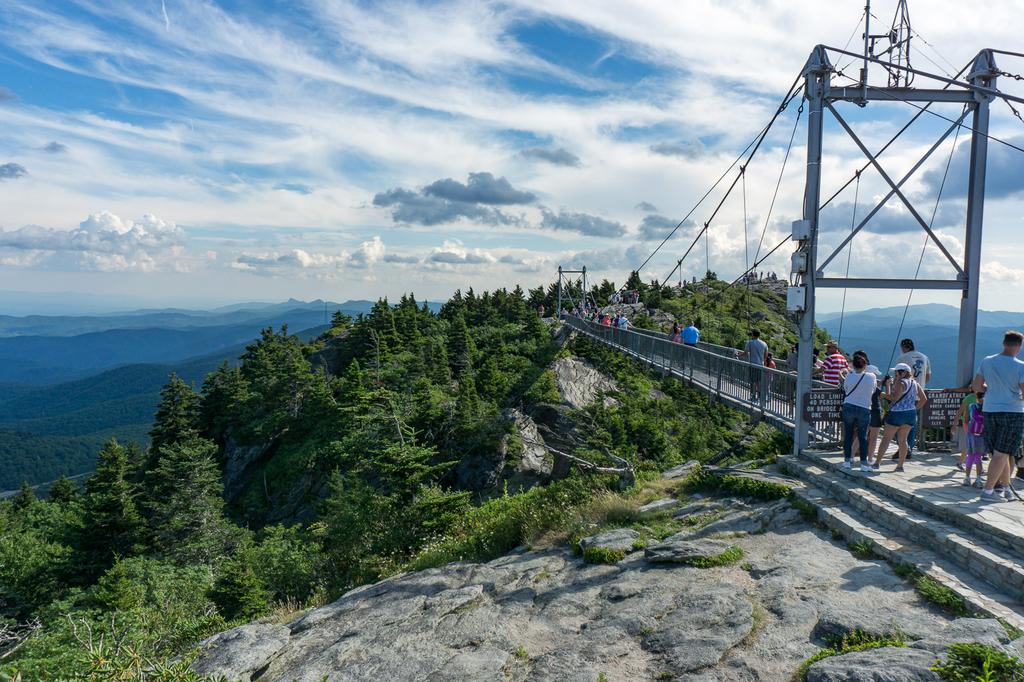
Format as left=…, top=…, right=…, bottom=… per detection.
left=211, top=542, right=271, bottom=621
left=48, top=475, right=78, bottom=505
left=145, top=438, right=231, bottom=566
left=330, top=310, right=352, bottom=329
left=149, top=373, right=200, bottom=458
left=455, top=373, right=480, bottom=424
left=447, top=314, right=474, bottom=377
left=12, top=481, right=35, bottom=511
left=199, top=362, right=250, bottom=446
left=83, top=439, right=143, bottom=569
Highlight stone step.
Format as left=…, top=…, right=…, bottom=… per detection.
left=789, top=478, right=1024, bottom=630
left=781, top=457, right=1024, bottom=602
left=797, top=449, right=1024, bottom=563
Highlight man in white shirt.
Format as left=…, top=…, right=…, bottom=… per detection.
left=895, top=338, right=931, bottom=388
left=895, top=338, right=930, bottom=456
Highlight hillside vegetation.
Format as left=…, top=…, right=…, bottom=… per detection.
left=0, top=281, right=790, bottom=678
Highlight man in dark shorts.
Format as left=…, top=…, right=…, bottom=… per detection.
left=972, top=330, right=1024, bottom=502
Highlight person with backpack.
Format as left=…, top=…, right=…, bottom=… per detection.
left=963, top=391, right=986, bottom=488
left=842, top=351, right=877, bottom=471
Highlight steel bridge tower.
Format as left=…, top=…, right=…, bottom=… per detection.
left=789, top=45, right=1000, bottom=453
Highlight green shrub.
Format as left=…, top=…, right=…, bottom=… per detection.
left=525, top=370, right=562, bottom=404
left=932, top=642, right=1024, bottom=681
left=583, top=546, right=626, bottom=564
left=687, top=545, right=743, bottom=568
left=687, top=471, right=791, bottom=501
left=407, top=476, right=607, bottom=571
left=795, top=631, right=906, bottom=682
left=848, top=539, right=875, bottom=559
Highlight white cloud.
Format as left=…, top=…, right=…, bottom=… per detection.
left=0, top=210, right=186, bottom=272
left=233, top=235, right=388, bottom=277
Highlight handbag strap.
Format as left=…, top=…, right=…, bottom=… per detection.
left=843, top=372, right=867, bottom=400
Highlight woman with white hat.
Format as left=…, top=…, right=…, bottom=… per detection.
left=873, top=363, right=928, bottom=471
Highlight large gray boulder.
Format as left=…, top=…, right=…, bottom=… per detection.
left=910, top=618, right=1011, bottom=654
left=805, top=647, right=940, bottom=681
left=644, top=537, right=736, bottom=564
left=192, top=623, right=291, bottom=681
left=550, top=356, right=617, bottom=409
left=813, top=605, right=945, bottom=642
left=578, top=528, right=640, bottom=554
left=641, top=584, right=754, bottom=673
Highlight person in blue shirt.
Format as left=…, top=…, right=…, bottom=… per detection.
left=972, top=330, right=1024, bottom=502
left=682, top=321, right=700, bottom=347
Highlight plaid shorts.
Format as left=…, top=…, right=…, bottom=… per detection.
left=983, top=412, right=1024, bottom=455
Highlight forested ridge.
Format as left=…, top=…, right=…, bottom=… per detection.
left=0, top=281, right=790, bottom=679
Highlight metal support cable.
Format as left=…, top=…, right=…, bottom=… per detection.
left=635, top=76, right=804, bottom=283
left=885, top=107, right=965, bottom=371
left=752, top=100, right=804, bottom=266
left=836, top=172, right=861, bottom=346
left=867, top=86, right=1024, bottom=155
left=819, top=60, right=971, bottom=211
left=659, top=91, right=805, bottom=287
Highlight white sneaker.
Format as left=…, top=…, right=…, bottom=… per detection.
left=860, top=464, right=873, bottom=472
left=841, top=460, right=852, bottom=470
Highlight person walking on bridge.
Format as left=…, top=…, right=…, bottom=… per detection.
left=972, top=330, right=1024, bottom=502
left=842, top=351, right=877, bottom=472
left=874, top=363, right=927, bottom=472
left=743, top=330, right=768, bottom=401
left=682, top=321, right=700, bottom=347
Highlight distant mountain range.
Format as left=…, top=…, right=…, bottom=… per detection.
left=0, top=297, right=441, bottom=489
left=820, top=303, right=1024, bottom=388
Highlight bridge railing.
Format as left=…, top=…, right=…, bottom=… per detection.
left=564, top=317, right=839, bottom=443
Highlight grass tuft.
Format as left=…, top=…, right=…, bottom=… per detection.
left=794, top=631, right=905, bottom=682
left=687, top=545, right=744, bottom=568
left=582, top=546, right=626, bottom=564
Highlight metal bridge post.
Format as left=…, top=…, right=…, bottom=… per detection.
left=794, top=46, right=831, bottom=455
left=956, top=50, right=998, bottom=388
left=556, top=266, right=562, bottom=316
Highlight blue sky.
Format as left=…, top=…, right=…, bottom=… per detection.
left=0, top=0, right=1023, bottom=311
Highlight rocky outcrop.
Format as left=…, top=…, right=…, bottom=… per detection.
left=644, top=537, right=735, bottom=564
left=805, top=647, right=940, bottom=681
left=192, top=491, right=1005, bottom=681
left=220, top=434, right=278, bottom=510
left=550, top=356, right=617, bottom=409
left=578, top=528, right=640, bottom=554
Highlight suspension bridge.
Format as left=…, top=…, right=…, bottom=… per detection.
left=555, top=2, right=1024, bottom=626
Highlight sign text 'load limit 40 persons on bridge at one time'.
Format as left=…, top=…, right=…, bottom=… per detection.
left=803, top=388, right=968, bottom=427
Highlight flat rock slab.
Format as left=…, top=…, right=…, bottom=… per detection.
left=638, top=498, right=679, bottom=515
left=192, top=623, right=291, bottom=681
left=579, top=528, right=640, bottom=554
left=641, top=584, right=753, bottom=674
left=672, top=500, right=724, bottom=520
left=813, top=605, right=945, bottom=642
left=805, top=646, right=940, bottom=681
left=910, top=617, right=1011, bottom=654
left=663, top=460, right=699, bottom=479
left=645, top=537, right=735, bottom=564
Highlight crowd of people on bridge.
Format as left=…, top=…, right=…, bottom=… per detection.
left=562, top=296, right=1024, bottom=501
left=828, top=332, right=1024, bottom=502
